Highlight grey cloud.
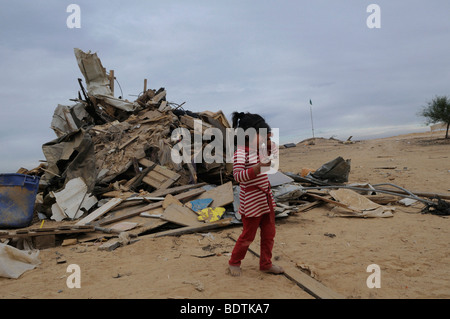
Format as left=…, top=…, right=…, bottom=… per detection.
left=1, top=0, right=450, bottom=172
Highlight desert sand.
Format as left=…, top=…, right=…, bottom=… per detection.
left=1, top=130, right=449, bottom=299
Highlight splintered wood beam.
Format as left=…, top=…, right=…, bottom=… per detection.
left=119, top=136, right=139, bottom=150
left=76, top=197, right=124, bottom=226
left=306, top=193, right=362, bottom=213
left=139, top=158, right=180, bottom=189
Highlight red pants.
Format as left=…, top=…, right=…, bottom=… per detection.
left=229, top=212, right=276, bottom=271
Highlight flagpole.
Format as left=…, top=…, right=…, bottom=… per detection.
left=309, top=99, right=315, bottom=138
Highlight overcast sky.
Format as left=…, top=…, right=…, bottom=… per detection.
left=1, top=0, right=449, bottom=172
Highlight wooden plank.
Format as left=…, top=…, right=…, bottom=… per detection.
left=155, top=164, right=179, bottom=180
left=161, top=204, right=204, bottom=227
left=98, top=201, right=163, bottom=226
left=98, top=238, right=121, bottom=251
left=227, top=234, right=345, bottom=299
left=375, top=188, right=450, bottom=201
left=124, top=208, right=167, bottom=237
left=295, top=201, right=322, bottom=213
left=98, top=188, right=206, bottom=226
left=185, top=198, right=213, bottom=212
left=158, top=100, right=168, bottom=112
left=280, top=263, right=345, bottom=299
left=119, top=135, right=139, bottom=150
left=365, top=195, right=398, bottom=205
left=149, top=218, right=233, bottom=238
left=142, top=175, right=168, bottom=189
left=306, top=193, right=362, bottom=213
left=126, top=163, right=157, bottom=191
left=138, top=158, right=159, bottom=169
left=147, top=182, right=206, bottom=198
left=110, top=222, right=138, bottom=232
left=122, top=174, right=140, bottom=191
left=0, top=226, right=95, bottom=239
left=138, top=114, right=171, bottom=124
left=78, top=205, right=161, bottom=242
left=139, top=158, right=180, bottom=190
left=33, top=235, right=56, bottom=249
left=76, top=198, right=124, bottom=226
left=196, top=181, right=234, bottom=207
left=109, top=70, right=114, bottom=96
left=180, top=115, right=212, bottom=132
left=171, top=188, right=207, bottom=202
left=186, top=162, right=198, bottom=184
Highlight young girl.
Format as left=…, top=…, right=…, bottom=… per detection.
left=228, top=111, right=284, bottom=276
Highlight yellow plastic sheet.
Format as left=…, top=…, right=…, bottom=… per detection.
left=197, top=207, right=226, bottom=223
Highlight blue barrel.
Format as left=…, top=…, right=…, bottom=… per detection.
left=0, top=174, right=40, bottom=228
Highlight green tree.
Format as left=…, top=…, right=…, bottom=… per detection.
left=420, top=95, right=450, bottom=139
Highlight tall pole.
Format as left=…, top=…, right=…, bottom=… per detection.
left=309, top=99, right=315, bottom=138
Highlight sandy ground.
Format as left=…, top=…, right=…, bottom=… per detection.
left=1, top=131, right=449, bottom=299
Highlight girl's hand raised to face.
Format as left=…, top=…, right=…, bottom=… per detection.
left=253, top=159, right=271, bottom=175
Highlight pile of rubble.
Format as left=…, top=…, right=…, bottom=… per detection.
left=3, top=48, right=449, bottom=257
left=0, top=48, right=244, bottom=249
left=36, top=49, right=236, bottom=222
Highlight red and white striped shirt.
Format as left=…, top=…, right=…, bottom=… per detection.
left=233, top=146, right=276, bottom=218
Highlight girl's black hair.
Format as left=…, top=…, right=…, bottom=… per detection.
left=231, top=111, right=271, bottom=132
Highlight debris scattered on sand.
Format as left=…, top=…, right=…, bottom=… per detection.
left=1, top=49, right=449, bottom=283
